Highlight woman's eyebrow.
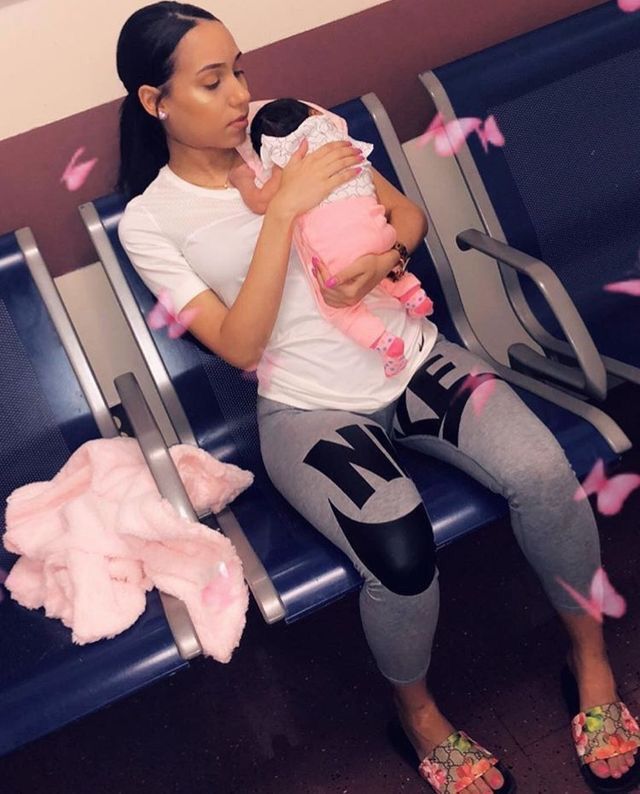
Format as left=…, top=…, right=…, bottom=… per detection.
left=197, top=51, right=242, bottom=75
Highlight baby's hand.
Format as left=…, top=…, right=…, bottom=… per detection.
left=231, top=163, right=283, bottom=215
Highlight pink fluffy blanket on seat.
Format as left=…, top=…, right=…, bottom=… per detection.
left=2, top=437, right=254, bottom=663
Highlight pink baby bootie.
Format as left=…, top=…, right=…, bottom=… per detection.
left=399, top=285, right=434, bottom=318
left=371, top=332, right=407, bottom=378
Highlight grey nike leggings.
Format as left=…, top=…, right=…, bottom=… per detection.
left=257, top=336, right=601, bottom=684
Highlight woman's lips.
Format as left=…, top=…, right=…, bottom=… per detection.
left=229, top=116, right=248, bottom=128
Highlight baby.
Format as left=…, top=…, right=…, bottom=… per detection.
left=230, top=98, right=433, bottom=377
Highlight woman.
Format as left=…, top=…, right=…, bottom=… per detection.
left=115, top=4, right=639, bottom=792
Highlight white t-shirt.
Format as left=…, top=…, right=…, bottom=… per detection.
left=117, top=164, right=438, bottom=412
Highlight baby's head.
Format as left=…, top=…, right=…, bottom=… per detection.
left=250, top=98, right=318, bottom=155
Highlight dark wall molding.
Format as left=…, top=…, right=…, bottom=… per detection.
left=0, top=0, right=605, bottom=276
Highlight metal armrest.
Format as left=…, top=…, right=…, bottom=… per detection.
left=115, top=372, right=203, bottom=661
left=115, top=372, right=286, bottom=627
left=456, top=229, right=607, bottom=400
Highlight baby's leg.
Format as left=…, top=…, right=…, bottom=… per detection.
left=327, top=303, right=408, bottom=378
left=380, top=273, right=434, bottom=318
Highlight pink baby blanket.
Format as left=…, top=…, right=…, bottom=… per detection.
left=2, top=437, right=254, bottom=663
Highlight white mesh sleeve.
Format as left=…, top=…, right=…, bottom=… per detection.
left=117, top=203, right=210, bottom=314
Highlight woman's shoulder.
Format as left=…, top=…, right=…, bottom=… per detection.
left=118, top=166, right=183, bottom=242
left=121, top=166, right=168, bottom=214
left=118, top=194, right=160, bottom=245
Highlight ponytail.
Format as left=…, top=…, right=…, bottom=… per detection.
left=116, top=92, right=169, bottom=200
left=115, top=2, right=218, bottom=200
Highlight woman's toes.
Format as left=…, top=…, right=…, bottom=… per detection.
left=470, top=770, right=501, bottom=793
left=486, top=766, right=505, bottom=789
left=590, top=760, right=611, bottom=778
left=460, top=766, right=504, bottom=793
left=606, top=755, right=627, bottom=778
left=624, top=749, right=637, bottom=767
left=614, top=754, right=631, bottom=775
left=469, top=777, right=491, bottom=794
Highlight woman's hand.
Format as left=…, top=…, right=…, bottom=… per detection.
left=268, top=139, right=364, bottom=221
left=312, top=249, right=400, bottom=308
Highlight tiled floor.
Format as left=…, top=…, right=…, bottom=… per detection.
left=1, top=385, right=639, bottom=794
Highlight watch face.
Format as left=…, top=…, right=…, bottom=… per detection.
left=394, top=242, right=409, bottom=263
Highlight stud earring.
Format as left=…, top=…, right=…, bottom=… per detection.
left=158, top=110, right=168, bottom=120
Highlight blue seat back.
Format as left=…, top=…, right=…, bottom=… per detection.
left=0, top=231, right=101, bottom=684
left=432, top=1, right=640, bottom=366
left=0, top=231, right=101, bottom=579
left=0, top=231, right=187, bottom=757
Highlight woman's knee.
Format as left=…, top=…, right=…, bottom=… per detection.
left=348, top=501, right=438, bottom=596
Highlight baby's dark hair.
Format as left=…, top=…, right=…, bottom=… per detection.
left=250, top=98, right=312, bottom=155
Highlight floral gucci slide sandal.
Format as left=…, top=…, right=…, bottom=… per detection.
left=561, top=664, right=640, bottom=793
left=418, top=729, right=516, bottom=794
left=389, top=720, right=517, bottom=793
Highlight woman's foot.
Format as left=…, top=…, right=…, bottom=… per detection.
left=394, top=695, right=506, bottom=793
left=566, top=647, right=638, bottom=781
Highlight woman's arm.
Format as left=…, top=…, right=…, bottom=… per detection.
left=312, top=167, right=429, bottom=308
left=181, top=139, right=364, bottom=370
left=375, top=167, right=429, bottom=252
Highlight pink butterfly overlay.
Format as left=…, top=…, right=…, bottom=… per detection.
left=476, top=116, right=506, bottom=153
left=618, top=0, right=640, bottom=12
left=454, top=367, right=497, bottom=416
left=60, top=146, right=98, bottom=191
left=556, top=567, right=626, bottom=623
left=147, top=289, right=200, bottom=339
left=0, top=566, right=7, bottom=605
left=604, top=279, right=640, bottom=297
left=201, top=559, right=243, bottom=611
left=417, top=112, right=505, bottom=157
left=574, top=458, right=640, bottom=516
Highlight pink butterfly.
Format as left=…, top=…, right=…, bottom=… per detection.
left=604, top=279, right=640, bottom=297
left=417, top=112, right=482, bottom=156
left=618, top=0, right=640, bottom=12
left=454, top=367, right=497, bottom=416
left=418, top=112, right=505, bottom=157
left=60, top=146, right=98, bottom=191
left=556, top=567, right=626, bottom=623
left=574, top=458, right=640, bottom=515
left=476, top=115, right=505, bottom=154
left=147, top=289, right=200, bottom=338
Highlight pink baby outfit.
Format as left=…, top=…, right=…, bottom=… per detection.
left=246, top=110, right=433, bottom=377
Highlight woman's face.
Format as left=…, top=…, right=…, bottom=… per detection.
left=160, top=20, right=251, bottom=150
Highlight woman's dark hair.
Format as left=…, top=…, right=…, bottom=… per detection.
left=250, top=99, right=311, bottom=156
left=116, top=2, right=218, bottom=199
